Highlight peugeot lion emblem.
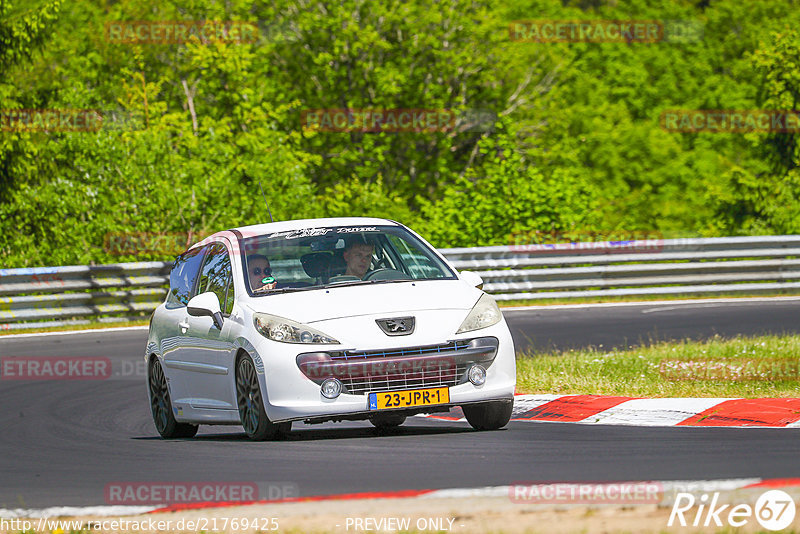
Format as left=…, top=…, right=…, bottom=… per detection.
left=376, top=317, right=415, bottom=336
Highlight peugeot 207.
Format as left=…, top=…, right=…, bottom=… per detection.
left=146, top=217, right=516, bottom=440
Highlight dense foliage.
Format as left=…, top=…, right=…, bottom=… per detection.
left=1, top=0, right=798, bottom=266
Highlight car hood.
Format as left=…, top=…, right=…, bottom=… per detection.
left=245, top=279, right=482, bottom=324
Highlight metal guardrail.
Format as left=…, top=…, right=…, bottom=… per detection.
left=0, top=263, right=171, bottom=331
left=2, top=236, right=800, bottom=330
left=447, top=235, right=800, bottom=300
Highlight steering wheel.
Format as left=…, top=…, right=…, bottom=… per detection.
left=328, top=275, right=361, bottom=283
left=372, top=256, right=390, bottom=270
left=364, top=268, right=412, bottom=281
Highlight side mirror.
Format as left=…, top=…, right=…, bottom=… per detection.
left=187, top=292, right=224, bottom=329
left=459, top=270, right=484, bottom=290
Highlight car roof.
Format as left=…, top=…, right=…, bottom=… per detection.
left=233, top=217, right=399, bottom=235
left=191, top=217, right=401, bottom=250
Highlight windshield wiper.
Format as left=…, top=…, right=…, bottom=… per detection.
left=255, top=278, right=422, bottom=295
left=253, top=286, right=318, bottom=295
left=322, top=279, right=417, bottom=289
left=320, top=280, right=379, bottom=289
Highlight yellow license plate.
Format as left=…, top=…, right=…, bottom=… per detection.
left=368, top=387, right=450, bottom=411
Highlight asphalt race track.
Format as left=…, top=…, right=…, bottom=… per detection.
left=505, top=297, right=800, bottom=353
left=2, top=299, right=800, bottom=508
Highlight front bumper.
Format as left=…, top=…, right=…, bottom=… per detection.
left=296, top=336, right=499, bottom=394
left=254, top=323, right=517, bottom=423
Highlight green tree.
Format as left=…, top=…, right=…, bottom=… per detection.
left=419, top=118, right=601, bottom=247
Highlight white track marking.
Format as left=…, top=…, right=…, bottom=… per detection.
left=0, top=505, right=155, bottom=518
left=511, top=394, right=561, bottom=416
left=585, top=397, right=738, bottom=426
left=785, top=419, right=800, bottom=428
left=659, top=479, right=763, bottom=493
left=421, top=486, right=511, bottom=498
left=0, top=326, right=149, bottom=340
left=501, top=296, right=800, bottom=312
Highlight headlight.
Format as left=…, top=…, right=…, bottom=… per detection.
left=253, top=312, right=339, bottom=344
left=456, top=294, right=502, bottom=334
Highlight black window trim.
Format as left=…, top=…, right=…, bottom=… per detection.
left=187, top=244, right=211, bottom=302
left=221, top=272, right=234, bottom=316
left=194, top=240, right=235, bottom=318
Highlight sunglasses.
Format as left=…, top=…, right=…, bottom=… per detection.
left=251, top=266, right=272, bottom=276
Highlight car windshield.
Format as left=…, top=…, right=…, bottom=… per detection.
left=239, top=225, right=456, bottom=296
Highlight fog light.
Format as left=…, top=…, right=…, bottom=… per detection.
left=321, top=378, right=342, bottom=399
left=468, top=364, right=486, bottom=386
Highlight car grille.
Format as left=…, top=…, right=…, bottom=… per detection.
left=332, top=340, right=472, bottom=395
left=330, top=340, right=471, bottom=360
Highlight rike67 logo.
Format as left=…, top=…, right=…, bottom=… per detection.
left=668, top=490, right=796, bottom=531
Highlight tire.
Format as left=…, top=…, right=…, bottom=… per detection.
left=148, top=358, right=198, bottom=439
left=462, top=400, right=513, bottom=431
left=369, top=413, right=407, bottom=430
left=235, top=354, right=287, bottom=441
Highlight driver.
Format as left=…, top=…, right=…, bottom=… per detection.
left=247, top=254, right=277, bottom=292
left=341, top=236, right=374, bottom=279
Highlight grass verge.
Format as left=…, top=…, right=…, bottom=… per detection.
left=516, top=334, right=800, bottom=398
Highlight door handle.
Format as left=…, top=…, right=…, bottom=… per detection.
left=178, top=320, right=190, bottom=332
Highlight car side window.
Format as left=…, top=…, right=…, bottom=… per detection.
left=166, top=246, right=207, bottom=309
left=385, top=234, right=446, bottom=278
left=197, top=242, right=234, bottom=316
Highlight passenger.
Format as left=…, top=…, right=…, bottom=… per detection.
left=247, top=254, right=277, bottom=292
left=341, top=236, right=374, bottom=279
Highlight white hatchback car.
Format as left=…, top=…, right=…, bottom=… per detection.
left=146, top=217, right=516, bottom=440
